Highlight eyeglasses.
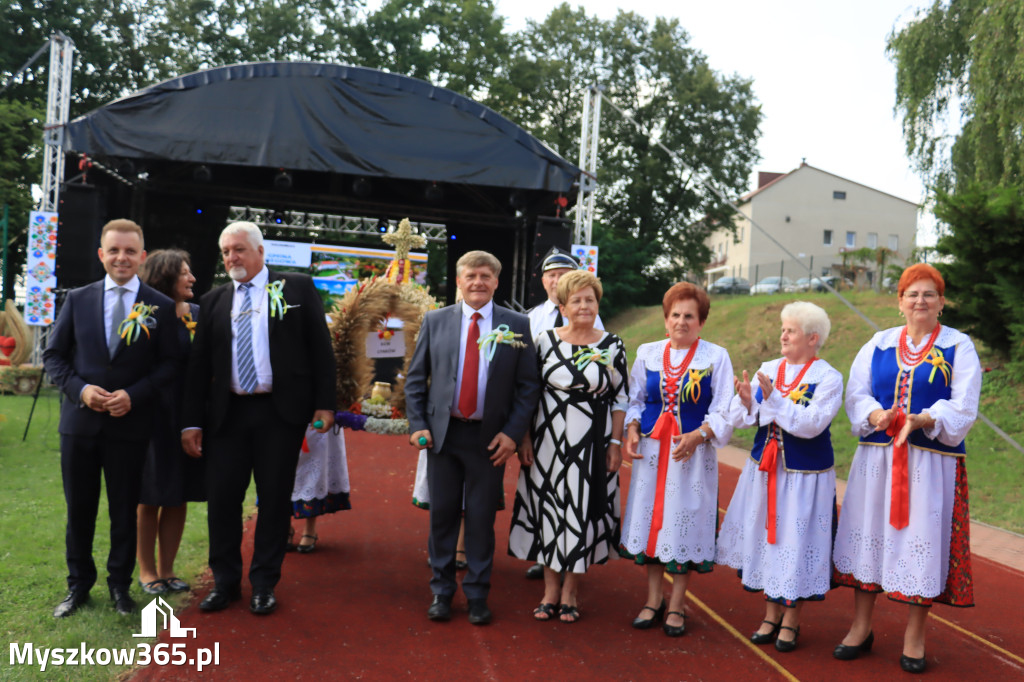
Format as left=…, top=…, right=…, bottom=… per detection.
left=903, top=291, right=940, bottom=301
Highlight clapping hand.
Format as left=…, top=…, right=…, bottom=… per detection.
left=734, top=371, right=752, bottom=410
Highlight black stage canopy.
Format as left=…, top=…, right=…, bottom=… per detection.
left=63, top=62, right=580, bottom=194
left=58, top=62, right=581, bottom=306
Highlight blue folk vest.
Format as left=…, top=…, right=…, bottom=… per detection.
left=639, top=366, right=714, bottom=436
left=859, top=344, right=965, bottom=455
left=749, top=381, right=834, bottom=472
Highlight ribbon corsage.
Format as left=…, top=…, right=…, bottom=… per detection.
left=572, top=346, right=612, bottom=370
left=786, top=384, right=812, bottom=405
left=266, top=280, right=299, bottom=320
left=117, top=302, right=158, bottom=346
left=181, top=312, right=197, bottom=342
left=477, top=324, right=526, bottom=361
left=682, top=367, right=710, bottom=403
left=925, top=347, right=952, bottom=385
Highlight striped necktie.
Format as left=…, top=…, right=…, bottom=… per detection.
left=237, top=283, right=258, bottom=394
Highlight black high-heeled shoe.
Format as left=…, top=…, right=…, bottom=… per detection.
left=774, top=625, right=800, bottom=652
left=833, top=631, right=874, bottom=660
left=900, top=653, right=927, bottom=673
left=750, top=619, right=782, bottom=645
left=631, top=600, right=666, bottom=630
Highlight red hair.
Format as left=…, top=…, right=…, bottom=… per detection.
left=898, top=263, right=945, bottom=298
left=662, top=282, right=710, bottom=323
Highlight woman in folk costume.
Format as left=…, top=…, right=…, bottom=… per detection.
left=716, top=302, right=842, bottom=653
left=832, top=263, right=981, bottom=675
left=620, top=282, right=734, bottom=637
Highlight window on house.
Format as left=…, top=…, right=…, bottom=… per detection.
left=846, top=231, right=856, bottom=248
left=833, top=190, right=846, bottom=200
left=889, top=234, right=899, bottom=250
left=823, top=229, right=833, bottom=246
left=867, top=232, right=878, bottom=248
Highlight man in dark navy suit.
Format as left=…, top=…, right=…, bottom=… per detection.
left=44, top=219, right=177, bottom=617
left=182, top=221, right=336, bottom=616
left=406, top=250, right=540, bottom=625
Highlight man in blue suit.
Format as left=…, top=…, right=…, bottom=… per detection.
left=406, top=250, right=540, bottom=625
left=44, top=219, right=177, bottom=617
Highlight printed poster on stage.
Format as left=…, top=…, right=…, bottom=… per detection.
left=24, top=211, right=59, bottom=326
left=572, top=244, right=598, bottom=275
left=263, top=240, right=427, bottom=308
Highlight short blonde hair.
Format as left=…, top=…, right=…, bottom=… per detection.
left=556, top=270, right=602, bottom=306
left=781, top=301, right=831, bottom=350
left=101, top=219, right=144, bottom=248
left=456, top=250, right=501, bottom=277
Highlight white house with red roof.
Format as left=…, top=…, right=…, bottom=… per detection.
left=705, top=163, right=918, bottom=287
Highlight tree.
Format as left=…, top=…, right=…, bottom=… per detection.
left=488, top=5, right=761, bottom=315
left=888, top=0, right=1024, bottom=190
left=933, top=185, right=1024, bottom=361
left=351, top=0, right=511, bottom=100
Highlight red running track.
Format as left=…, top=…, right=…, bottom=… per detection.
left=132, top=430, right=1024, bottom=680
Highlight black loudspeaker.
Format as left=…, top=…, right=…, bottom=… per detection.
left=527, top=216, right=573, bottom=308
left=57, top=183, right=107, bottom=288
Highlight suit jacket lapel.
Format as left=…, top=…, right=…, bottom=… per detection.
left=267, top=271, right=281, bottom=340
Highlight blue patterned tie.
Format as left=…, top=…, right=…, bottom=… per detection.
left=237, top=283, right=258, bottom=394
left=109, top=286, right=126, bottom=358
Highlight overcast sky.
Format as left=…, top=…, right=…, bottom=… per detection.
left=493, top=1, right=935, bottom=239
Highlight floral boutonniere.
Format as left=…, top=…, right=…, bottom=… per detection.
left=181, top=312, right=197, bottom=342
left=477, top=324, right=526, bottom=360
left=117, top=302, right=159, bottom=346
left=266, top=280, right=300, bottom=320
left=572, top=346, right=612, bottom=371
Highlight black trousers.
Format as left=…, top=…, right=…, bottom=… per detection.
left=205, top=394, right=305, bottom=591
left=427, top=418, right=505, bottom=601
left=60, top=433, right=147, bottom=593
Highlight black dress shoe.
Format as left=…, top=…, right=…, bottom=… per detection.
left=833, top=631, right=874, bottom=660
left=900, top=654, right=927, bottom=673
left=774, top=625, right=799, bottom=652
left=467, top=598, right=492, bottom=625
left=662, top=611, right=686, bottom=637
left=427, top=594, right=452, bottom=621
left=53, top=590, right=89, bottom=618
left=525, top=563, right=544, bottom=580
left=632, top=600, right=666, bottom=630
left=110, top=587, right=136, bottom=615
left=750, top=619, right=781, bottom=644
left=250, top=589, right=277, bottom=615
left=199, top=586, right=242, bottom=612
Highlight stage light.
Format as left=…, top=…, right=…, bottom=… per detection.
left=352, top=177, right=372, bottom=197
left=271, top=210, right=289, bottom=225
left=196, top=209, right=203, bottom=214
left=273, top=170, right=293, bottom=190
left=193, top=165, right=212, bottom=183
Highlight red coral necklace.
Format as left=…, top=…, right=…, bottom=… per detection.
left=898, top=323, right=941, bottom=368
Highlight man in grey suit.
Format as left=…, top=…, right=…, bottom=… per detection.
left=405, top=250, right=540, bottom=625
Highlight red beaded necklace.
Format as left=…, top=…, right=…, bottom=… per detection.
left=662, top=338, right=699, bottom=405
left=898, top=323, right=941, bottom=368
left=774, top=357, right=817, bottom=396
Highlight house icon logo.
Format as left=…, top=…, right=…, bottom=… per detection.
left=132, top=597, right=197, bottom=638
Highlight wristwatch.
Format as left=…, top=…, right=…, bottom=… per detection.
left=697, top=427, right=710, bottom=442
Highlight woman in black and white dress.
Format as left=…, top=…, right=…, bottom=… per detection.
left=508, top=270, right=628, bottom=623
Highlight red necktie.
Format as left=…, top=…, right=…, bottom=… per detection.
left=458, top=312, right=481, bottom=418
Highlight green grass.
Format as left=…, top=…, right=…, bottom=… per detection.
left=607, top=290, right=1024, bottom=533
left=0, top=390, right=255, bottom=681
